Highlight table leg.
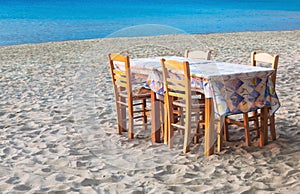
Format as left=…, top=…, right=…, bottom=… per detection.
left=151, top=90, right=161, bottom=143
left=260, top=106, right=269, bottom=146
left=204, top=98, right=215, bottom=156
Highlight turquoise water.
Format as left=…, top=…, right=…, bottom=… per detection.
left=0, top=0, right=299, bottom=46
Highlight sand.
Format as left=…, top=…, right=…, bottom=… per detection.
left=0, top=30, right=299, bottom=193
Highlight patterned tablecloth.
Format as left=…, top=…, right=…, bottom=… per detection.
left=115, top=56, right=280, bottom=116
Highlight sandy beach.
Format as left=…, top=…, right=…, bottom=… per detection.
left=0, top=30, right=299, bottom=193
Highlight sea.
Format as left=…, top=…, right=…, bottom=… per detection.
left=0, top=0, right=300, bottom=46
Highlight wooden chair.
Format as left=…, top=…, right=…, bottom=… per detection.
left=161, top=58, right=205, bottom=153
left=251, top=51, right=279, bottom=140
left=109, top=53, right=152, bottom=139
left=185, top=49, right=212, bottom=99
left=223, top=52, right=279, bottom=145
left=185, top=50, right=212, bottom=60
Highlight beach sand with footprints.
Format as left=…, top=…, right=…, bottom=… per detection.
left=0, top=30, right=299, bottom=193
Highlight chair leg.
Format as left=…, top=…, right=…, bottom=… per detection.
left=217, top=116, right=225, bottom=152
left=194, top=125, right=199, bottom=144
left=159, top=100, right=164, bottom=140
left=194, top=112, right=200, bottom=144
left=260, top=106, right=269, bottom=146
left=168, top=123, right=174, bottom=149
left=183, top=112, right=191, bottom=154
left=117, top=96, right=127, bottom=134
left=243, top=113, right=250, bottom=146
left=179, top=107, right=184, bottom=127
left=224, top=116, right=229, bottom=141
left=116, top=103, right=123, bottom=135
left=164, top=115, right=169, bottom=144
left=217, top=122, right=223, bottom=152
left=270, top=114, right=276, bottom=140
left=168, top=97, right=174, bottom=148
left=141, top=99, right=147, bottom=131
left=128, top=105, right=134, bottom=139
left=164, top=101, right=168, bottom=145
left=252, top=110, right=259, bottom=136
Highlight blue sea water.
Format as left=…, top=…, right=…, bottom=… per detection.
left=0, top=0, right=299, bottom=46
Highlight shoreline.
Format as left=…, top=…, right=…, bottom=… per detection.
left=1, top=29, right=299, bottom=48
left=0, top=30, right=299, bottom=193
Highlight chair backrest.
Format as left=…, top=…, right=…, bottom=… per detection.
left=251, top=51, right=279, bottom=87
left=184, top=50, right=212, bottom=60
left=161, top=58, right=192, bottom=114
left=108, top=53, right=133, bottom=101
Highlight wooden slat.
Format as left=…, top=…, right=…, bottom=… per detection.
left=185, top=50, right=212, bottom=60
left=134, top=123, right=152, bottom=127
left=133, top=109, right=150, bottom=114
left=188, top=50, right=207, bottom=59
left=166, top=77, right=185, bottom=85
left=254, top=53, right=275, bottom=63
left=116, top=100, right=128, bottom=106
left=168, top=91, right=185, bottom=99
left=165, top=60, right=185, bottom=71
left=167, top=84, right=185, bottom=92
left=113, top=69, right=126, bottom=75
left=110, top=53, right=128, bottom=62
left=115, top=81, right=127, bottom=88
left=132, top=102, right=143, bottom=106
left=133, top=115, right=144, bottom=119
left=171, top=123, right=185, bottom=129
left=114, top=74, right=127, bottom=82
left=226, top=118, right=244, bottom=127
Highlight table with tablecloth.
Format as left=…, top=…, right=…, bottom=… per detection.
left=115, top=56, right=281, bottom=155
